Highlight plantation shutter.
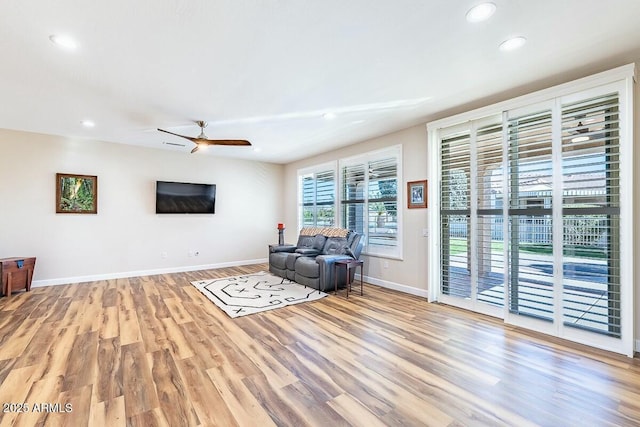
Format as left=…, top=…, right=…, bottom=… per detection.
left=341, top=163, right=366, bottom=234
left=315, top=169, right=335, bottom=226
left=561, top=93, right=621, bottom=337
left=301, top=174, right=315, bottom=227
left=440, top=130, right=471, bottom=298
left=299, top=167, right=336, bottom=228
left=368, top=157, right=398, bottom=249
left=475, top=122, right=505, bottom=307
left=507, top=109, right=554, bottom=320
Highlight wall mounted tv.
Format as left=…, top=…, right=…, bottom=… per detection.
left=155, top=181, right=216, bottom=214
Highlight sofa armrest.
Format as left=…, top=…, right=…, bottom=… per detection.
left=316, top=254, right=352, bottom=263
left=295, top=248, right=320, bottom=256
left=269, top=244, right=297, bottom=253
left=316, top=254, right=354, bottom=291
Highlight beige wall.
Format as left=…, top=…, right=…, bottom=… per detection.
left=284, top=125, right=429, bottom=296
left=0, top=129, right=284, bottom=284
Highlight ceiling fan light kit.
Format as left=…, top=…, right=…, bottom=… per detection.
left=157, top=121, right=252, bottom=154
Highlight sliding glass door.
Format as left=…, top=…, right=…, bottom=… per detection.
left=433, top=76, right=633, bottom=355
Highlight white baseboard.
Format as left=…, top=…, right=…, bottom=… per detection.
left=31, top=258, right=268, bottom=287
left=356, top=274, right=428, bottom=298
left=32, top=259, right=430, bottom=301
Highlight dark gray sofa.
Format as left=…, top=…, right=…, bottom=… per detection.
left=269, top=227, right=363, bottom=292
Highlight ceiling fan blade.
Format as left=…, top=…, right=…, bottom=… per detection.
left=159, top=124, right=251, bottom=153
left=200, top=139, right=252, bottom=147
left=158, top=128, right=197, bottom=143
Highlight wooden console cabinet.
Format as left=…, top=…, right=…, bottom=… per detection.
left=1, top=257, right=36, bottom=297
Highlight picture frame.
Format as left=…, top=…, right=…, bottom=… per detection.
left=56, top=173, right=98, bottom=214
left=407, top=180, right=427, bottom=209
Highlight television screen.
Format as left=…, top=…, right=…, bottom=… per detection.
left=156, top=181, right=216, bottom=214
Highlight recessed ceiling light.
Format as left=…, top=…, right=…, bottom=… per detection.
left=323, top=112, right=337, bottom=120
left=81, top=120, right=95, bottom=128
left=466, top=2, right=497, bottom=22
left=499, top=36, right=527, bottom=51
left=49, top=34, right=78, bottom=50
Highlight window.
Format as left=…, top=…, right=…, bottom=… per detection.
left=297, top=162, right=337, bottom=230
left=340, top=145, right=402, bottom=258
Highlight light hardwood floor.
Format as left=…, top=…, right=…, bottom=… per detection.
left=1, top=263, right=639, bottom=426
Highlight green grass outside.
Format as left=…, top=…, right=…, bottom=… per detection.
left=447, top=238, right=606, bottom=259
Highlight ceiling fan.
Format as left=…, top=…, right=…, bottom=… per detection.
left=158, top=121, right=251, bottom=153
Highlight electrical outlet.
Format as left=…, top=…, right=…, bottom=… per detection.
left=188, top=250, right=194, bottom=257
left=161, top=251, right=168, bottom=259
left=423, top=228, right=429, bottom=237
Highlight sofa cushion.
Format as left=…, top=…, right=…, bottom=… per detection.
left=296, top=235, right=316, bottom=248
left=313, top=234, right=327, bottom=249
left=347, top=231, right=356, bottom=246
left=285, top=253, right=303, bottom=270
left=322, top=237, right=349, bottom=255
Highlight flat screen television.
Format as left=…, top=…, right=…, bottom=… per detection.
left=155, top=181, right=216, bottom=214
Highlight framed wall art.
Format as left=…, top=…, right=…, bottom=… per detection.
left=56, top=173, right=98, bottom=214
left=407, top=180, right=427, bottom=209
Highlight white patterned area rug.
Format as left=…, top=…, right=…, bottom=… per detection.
left=191, top=271, right=327, bottom=318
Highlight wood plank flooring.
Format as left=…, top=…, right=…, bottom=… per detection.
left=1, top=263, right=640, bottom=426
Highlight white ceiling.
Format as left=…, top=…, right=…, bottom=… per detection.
left=1, top=1, right=640, bottom=164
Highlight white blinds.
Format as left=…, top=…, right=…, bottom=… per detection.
left=368, top=157, right=398, bottom=249
left=476, top=123, right=504, bottom=307
left=299, top=168, right=336, bottom=228
left=507, top=109, right=554, bottom=320
left=561, top=93, right=621, bottom=337
left=440, top=130, right=471, bottom=299
left=341, top=163, right=366, bottom=233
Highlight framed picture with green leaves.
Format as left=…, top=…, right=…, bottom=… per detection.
left=55, top=173, right=98, bottom=214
